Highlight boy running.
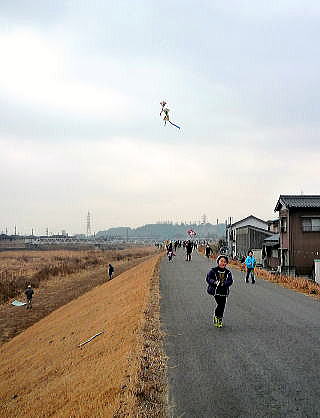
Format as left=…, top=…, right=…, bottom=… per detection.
left=206, top=255, right=233, bottom=328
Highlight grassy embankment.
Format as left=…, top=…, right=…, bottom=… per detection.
left=0, top=247, right=158, bottom=345
left=199, top=245, right=320, bottom=298
left=0, top=254, right=167, bottom=417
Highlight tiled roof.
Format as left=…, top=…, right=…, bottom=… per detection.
left=230, top=215, right=267, bottom=228
left=275, top=195, right=320, bottom=211
left=264, top=234, right=279, bottom=242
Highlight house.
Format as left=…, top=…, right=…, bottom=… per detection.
left=226, top=215, right=269, bottom=258
left=236, top=225, right=273, bottom=261
left=262, top=234, right=280, bottom=269
left=261, top=219, right=280, bottom=269
left=274, top=195, right=320, bottom=277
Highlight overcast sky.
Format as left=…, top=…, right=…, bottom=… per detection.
left=1, top=0, right=320, bottom=235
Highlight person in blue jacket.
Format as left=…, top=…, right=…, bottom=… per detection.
left=245, top=250, right=256, bottom=284
left=206, top=255, right=233, bottom=328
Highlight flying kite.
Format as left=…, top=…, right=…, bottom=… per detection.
left=187, top=229, right=197, bottom=237
left=160, top=101, right=181, bottom=129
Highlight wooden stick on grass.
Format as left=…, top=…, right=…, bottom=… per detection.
left=78, top=331, right=104, bottom=348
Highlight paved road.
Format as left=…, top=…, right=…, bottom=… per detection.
left=160, top=249, right=320, bottom=418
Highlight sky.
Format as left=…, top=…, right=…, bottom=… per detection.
left=1, top=0, right=320, bottom=235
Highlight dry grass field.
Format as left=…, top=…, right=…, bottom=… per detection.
left=0, top=247, right=158, bottom=345
left=0, top=254, right=167, bottom=417
left=0, top=247, right=157, bottom=303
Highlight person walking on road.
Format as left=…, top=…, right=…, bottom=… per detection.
left=245, top=250, right=256, bottom=283
left=167, top=250, right=175, bottom=262
left=24, top=285, right=34, bottom=310
left=205, top=244, right=213, bottom=259
left=186, top=240, right=193, bottom=261
left=108, top=263, right=114, bottom=280
left=206, top=255, right=233, bottom=328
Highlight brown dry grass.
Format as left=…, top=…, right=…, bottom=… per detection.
left=0, top=247, right=157, bottom=304
left=114, top=256, right=168, bottom=418
left=0, top=250, right=157, bottom=346
left=0, top=254, right=166, bottom=417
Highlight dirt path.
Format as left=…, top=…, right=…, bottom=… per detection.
left=0, top=254, right=156, bottom=345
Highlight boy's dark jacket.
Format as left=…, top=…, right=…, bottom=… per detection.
left=206, top=267, right=233, bottom=296
left=25, top=288, right=34, bottom=299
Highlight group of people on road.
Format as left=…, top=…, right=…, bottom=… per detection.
left=205, top=250, right=256, bottom=328
left=165, top=240, right=199, bottom=262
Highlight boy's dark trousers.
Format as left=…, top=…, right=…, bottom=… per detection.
left=246, top=268, right=255, bottom=283
left=214, top=295, right=226, bottom=318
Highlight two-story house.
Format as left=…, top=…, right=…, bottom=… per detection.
left=226, top=215, right=270, bottom=258
left=275, top=195, right=320, bottom=277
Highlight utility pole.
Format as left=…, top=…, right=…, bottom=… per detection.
left=87, top=211, right=92, bottom=237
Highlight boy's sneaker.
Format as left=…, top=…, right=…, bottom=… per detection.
left=214, top=317, right=223, bottom=327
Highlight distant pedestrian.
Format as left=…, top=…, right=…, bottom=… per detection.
left=167, top=250, right=175, bottom=262
left=108, top=264, right=114, bottom=280
left=24, top=285, right=34, bottom=310
left=245, top=251, right=256, bottom=283
left=186, top=240, right=193, bottom=261
left=206, top=255, right=233, bottom=328
left=205, top=244, right=213, bottom=259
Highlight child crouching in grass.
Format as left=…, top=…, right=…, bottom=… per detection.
left=206, top=255, right=233, bottom=327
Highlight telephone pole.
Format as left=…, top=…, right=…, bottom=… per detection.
left=87, top=211, right=92, bottom=237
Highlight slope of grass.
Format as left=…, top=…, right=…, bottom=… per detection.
left=0, top=254, right=164, bottom=417
left=0, top=251, right=158, bottom=346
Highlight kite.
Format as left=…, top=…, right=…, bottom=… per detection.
left=187, top=229, right=197, bottom=237
left=11, top=300, right=27, bottom=306
left=160, top=101, right=181, bottom=129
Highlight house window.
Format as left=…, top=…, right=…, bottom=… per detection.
left=301, top=218, right=320, bottom=232
left=280, top=217, right=287, bottom=232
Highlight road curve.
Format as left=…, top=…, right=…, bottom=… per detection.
left=160, top=249, right=320, bottom=417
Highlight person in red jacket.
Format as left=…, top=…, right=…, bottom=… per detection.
left=206, top=255, right=233, bottom=328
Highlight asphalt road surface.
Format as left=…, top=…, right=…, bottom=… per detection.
left=160, top=249, right=320, bottom=418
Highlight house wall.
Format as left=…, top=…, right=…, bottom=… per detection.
left=227, top=217, right=268, bottom=257
left=289, top=208, right=320, bottom=276
left=279, top=208, right=289, bottom=249
left=236, top=227, right=272, bottom=256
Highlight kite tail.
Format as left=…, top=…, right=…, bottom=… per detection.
left=169, top=120, right=181, bottom=129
